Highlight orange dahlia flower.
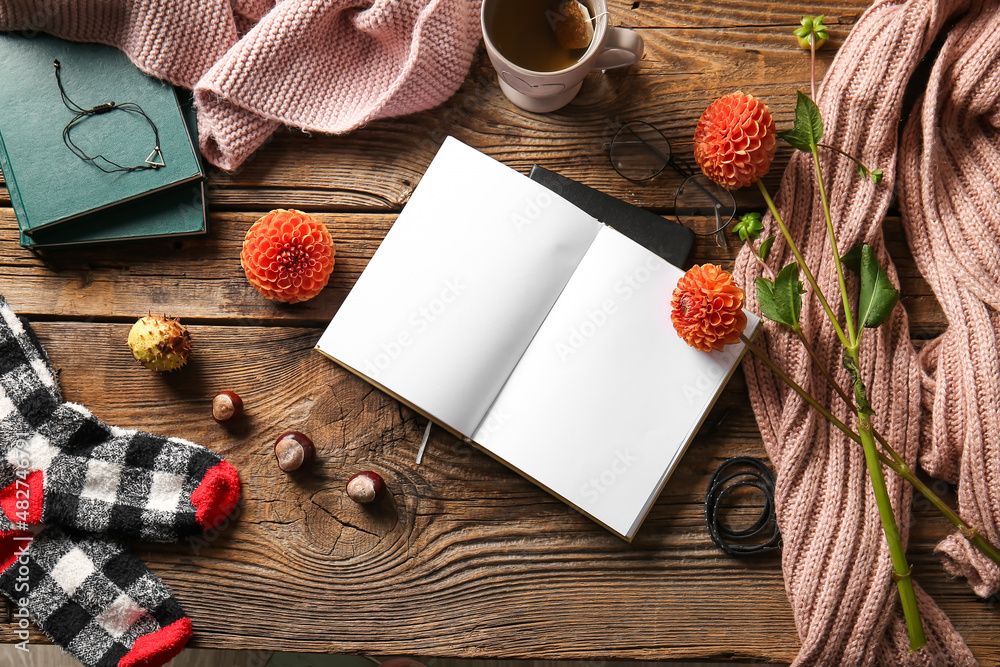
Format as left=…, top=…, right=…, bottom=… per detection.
left=693, top=92, right=776, bottom=190
left=671, top=264, right=747, bottom=352
left=241, top=209, right=336, bottom=304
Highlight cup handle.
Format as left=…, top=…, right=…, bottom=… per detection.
left=592, top=27, right=644, bottom=70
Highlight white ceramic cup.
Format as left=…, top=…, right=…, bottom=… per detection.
left=481, top=0, right=644, bottom=113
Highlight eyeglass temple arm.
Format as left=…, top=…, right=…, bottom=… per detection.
left=619, top=123, right=732, bottom=216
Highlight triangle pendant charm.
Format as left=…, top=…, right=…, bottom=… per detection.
left=144, top=147, right=165, bottom=168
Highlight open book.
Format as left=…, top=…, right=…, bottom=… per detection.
left=316, top=137, right=759, bottom=540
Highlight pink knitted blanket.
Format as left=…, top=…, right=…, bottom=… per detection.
left=734, top=0, right=1000, bottom=663
left=0, top=0, right=483, bottom=170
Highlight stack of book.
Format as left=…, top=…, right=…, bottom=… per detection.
left=0, top=33, right=207, bottom=248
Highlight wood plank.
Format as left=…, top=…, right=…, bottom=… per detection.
left=612, top=0, right=869, bottom=29
left=0, top=210, right=946, bottom=341
left=0, top=322, right=992, bottom=663
left=0, top=644, right=275, bottom=666
left=203, top=35, right=833, bottom=215
left=0, top=209, right=391, bottom=326
left=0, top=0, right=870, bottom=214
left=1, top=1, right=990, bottom=661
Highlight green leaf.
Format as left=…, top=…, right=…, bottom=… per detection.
left=855, top=162, right=884, bottom=184
left=777, top=91, right=824, bottom=152
left=777, top=128, right=810, bottom=152
left=734, top=212, right=764, bottom=242
left=754, top=277, right=781, bottom=325
left=754, top=262, right=803, bottom=328
left=841, top=244, right=863, bottom=272
left=758, top=235, right=776, bottom=261
left=841, top=243, right=900, bottom=329
left=774, top=262, right=805, bottom=327
left=842, top=351, right=875, bottom=415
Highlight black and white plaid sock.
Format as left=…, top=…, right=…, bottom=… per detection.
left=0, top=296, right=240, bottom=542
left=0, top=525, right=192, bottom=667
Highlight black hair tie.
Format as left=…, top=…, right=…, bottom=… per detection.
left=53, top=59, right=165, bottom=173
left=705, top=456, right=781, bottom=556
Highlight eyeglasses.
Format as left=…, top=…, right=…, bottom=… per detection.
left=609, top=121, right=736, bottom=247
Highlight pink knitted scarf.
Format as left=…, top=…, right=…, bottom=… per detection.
left=0, top=0, right=483, bottom=170
left=734, top=0, right=1000, bottom=663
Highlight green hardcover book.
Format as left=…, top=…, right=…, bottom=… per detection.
left=0, top=33, right=204, bottom=235
left=19, top=180, right=207, bottom=248
left=19, top=92, right=209, bottom=248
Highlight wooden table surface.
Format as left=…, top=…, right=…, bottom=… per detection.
left=2, top=1, right=999, bottom=664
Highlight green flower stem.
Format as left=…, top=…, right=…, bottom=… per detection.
left=756, top=180, right=851, bottom=349
left=817, top=143, right=879, bottom=177
left=793, top=325, right=848, bottom=401
left=742, top=334, right=1000, bottom=568
left=747, top=334, right=928, bottom=648
left=793, top=327, right=903, bottom=464
left=750, top=239, right=776, bottom=281
left=874, top=430, right=905, bottom=465
left=857, top=409, right=926, bottom=651
left=810, top=32, right=817, bottom=100
left=810, top=147, right=859, bottom=351
left=740, top=334, right=857, bottom=440
left=905, top=464, right=1000, bottom=565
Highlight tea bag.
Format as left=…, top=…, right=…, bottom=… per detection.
left=554, top=0, right=594, bottom=50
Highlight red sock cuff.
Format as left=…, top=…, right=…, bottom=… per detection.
left=119, top=617, right=193, bottom=667
left=190, top=461, right=240, bottom=530
left=0, top=529, right=35, bottom=574
left=0, top=470, right=44, bottom=526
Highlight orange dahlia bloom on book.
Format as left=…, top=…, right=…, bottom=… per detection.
left=671, top=264, right=747, bottom=352
left=694, top=92, right=776, bottom=190
left=241, top=209, right=336, bottom=303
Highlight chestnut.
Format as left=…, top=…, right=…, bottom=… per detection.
left=212, top=391, right=244, bottom=423
left=274, top=431, right=316, bottom=472
left=346, top=471, right=385, bottom=504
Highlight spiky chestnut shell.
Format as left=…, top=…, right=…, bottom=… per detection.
left=127, top=315, right=192, bottom=372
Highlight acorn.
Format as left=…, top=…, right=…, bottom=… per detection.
left=212, top=391, right=244, bottom=423
left=346, top=471, right=386, bottom=504
left=273, top=431, right=315, bottom=472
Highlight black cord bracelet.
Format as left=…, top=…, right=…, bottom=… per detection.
left=54, top=59, right=165, bottom=173
left=705, top=456, right=781, bottom=556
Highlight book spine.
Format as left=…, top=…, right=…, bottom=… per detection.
left=0, top=129, right=29, bottom=232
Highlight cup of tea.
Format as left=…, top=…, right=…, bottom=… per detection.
left=481, top=0, right=644, bottom=113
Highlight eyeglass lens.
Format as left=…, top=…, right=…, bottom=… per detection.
left=608, top=121, right=736, bottom=246
left=609, top=121, right=670, bottom=181
left=676, top=174, right=735, bottom=240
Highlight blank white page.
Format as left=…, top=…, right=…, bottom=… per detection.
left=473, top=225, right=760, bottom=539
left=316, top=137, right=601, bottom=438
